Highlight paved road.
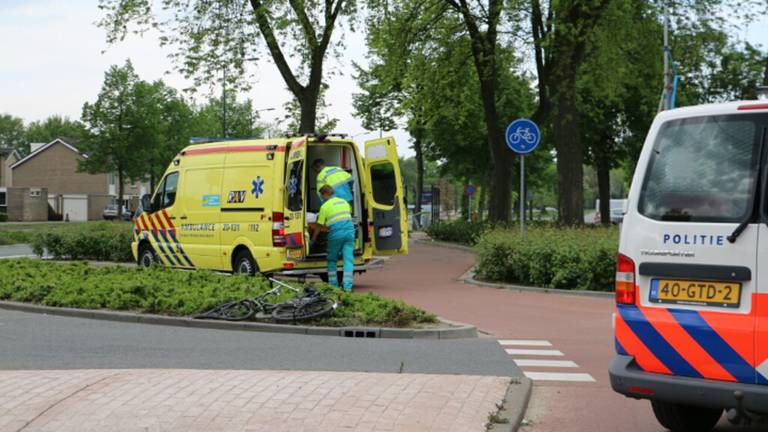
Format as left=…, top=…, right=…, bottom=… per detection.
left=0, top=308, right=518, bottom=377
left=355, top=239, right=767, bottom=432
left=0, top=244, right=34, bottom=259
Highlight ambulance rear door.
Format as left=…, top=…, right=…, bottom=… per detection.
left=363, top=137, right=408, bottom=255
left=284, top=138, right=308, bottom=260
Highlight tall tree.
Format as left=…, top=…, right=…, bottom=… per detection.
left=192, top=95, right=265, bottom=140
left=0, top=114, right=27, bottom=155
left=79, top=61, right=146, bottom=220
left=98, top=0, right=357, bottom=134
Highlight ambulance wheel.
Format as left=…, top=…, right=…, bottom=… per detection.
left=234, top=250, right=257, bottom=276
left=319, top=271, right=344, bottom=284
left=651, top=401, right=722, bottom=432
left=138, top=244, right=158, bottom=267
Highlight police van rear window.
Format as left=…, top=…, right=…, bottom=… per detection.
left=638, top=115, right=762, bottom=223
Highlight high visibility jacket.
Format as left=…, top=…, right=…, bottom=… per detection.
left=318, top=197, right=353, bottom=228
left=317, top=166, right=351, bottom=190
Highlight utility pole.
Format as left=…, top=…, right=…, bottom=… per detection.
left=659, top=1, right=671, bottom=112
left=222, top=68, right=228, bottom=138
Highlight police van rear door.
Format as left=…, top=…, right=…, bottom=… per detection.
left=284, top=138, right=308, bottom=259
left=623, top=112, right=764, bottom=384
left=363, top=137, right=408, bottom=255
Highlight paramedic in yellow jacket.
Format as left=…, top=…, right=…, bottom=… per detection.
left=311, top=185, right=355, bottom=291
left=312, top=159, right=353, bottom=204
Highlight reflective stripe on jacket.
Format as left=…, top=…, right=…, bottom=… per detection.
left=317, top=166, right=352, bottom=190
left=318, top=197, right=352, bottom=227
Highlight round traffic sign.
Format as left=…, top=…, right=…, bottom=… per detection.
left=465, top=184, right=476, bottom=196
left=505, top=119, right=541, bottom=154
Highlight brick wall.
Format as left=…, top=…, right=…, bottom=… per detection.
left=12, top=142, right=109, bottom=195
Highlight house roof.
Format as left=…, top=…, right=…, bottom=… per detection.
left=10, top=138, right=86, bottom=170
left=0, top=148, right=21, bottom=161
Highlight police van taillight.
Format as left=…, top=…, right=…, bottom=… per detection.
left=272, top=212, right=286, bottom=247
left=615, top=254, right=636, bottom=305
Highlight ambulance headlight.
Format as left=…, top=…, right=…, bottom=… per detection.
left=379, top=226, right=393, bottom=238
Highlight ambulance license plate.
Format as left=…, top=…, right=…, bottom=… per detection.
left=286, top=248, right=303, bottom=260
left=649, top=279, right=741, bottom=308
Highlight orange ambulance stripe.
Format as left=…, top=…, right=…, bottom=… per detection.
left=161, top=210, right=175, bottom=229
left=615, top=313, right=672, bottom=374
left=641, top=307, right=736, bottom=381
left=138, top=214, right=151, bottom=232
left=699, top=306, right=756, bottom=367
left=152, top=212, right=166, bottom=231
left=146, top=213, right=160, bottom=232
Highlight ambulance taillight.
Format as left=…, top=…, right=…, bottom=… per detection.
left=615, top=254, right=636, bottom=305
left=272, top=212, right=286, bottom=247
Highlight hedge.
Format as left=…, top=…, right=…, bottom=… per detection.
left=30, top=221, right=133, bottom=262
left=0, top=259, right=437, bottom=327
left=425, top=220, right=491, bottom=245
left=474, top=227, right=619, bottom=292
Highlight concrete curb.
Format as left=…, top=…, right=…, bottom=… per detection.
left=419, top=236, right=613, bottom=299
left=0, top=301, right=477, bottom=339
left=487, top=377, right=533, bottom=432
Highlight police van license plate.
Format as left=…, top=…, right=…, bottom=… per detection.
left=649, top=279, right=741, bottom=308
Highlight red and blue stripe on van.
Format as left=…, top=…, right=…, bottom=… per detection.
left=135, top=210, right=194, bottom=268
left=615, top=300, right=763, bottom=384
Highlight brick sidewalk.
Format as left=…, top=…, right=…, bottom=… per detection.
left=1, top=370, right=509, bottom=432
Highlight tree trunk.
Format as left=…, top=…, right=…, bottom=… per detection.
left=478, top=77, right=512, bottom=222
left=414, top=137, right=424, bottom=229
left=597, top=161, right=611, bottom=226
left=298, top=89, right=319, bottom=134
left=552, top=66, right=584, bottom=225
left=117, top=169, right=125, bottom=220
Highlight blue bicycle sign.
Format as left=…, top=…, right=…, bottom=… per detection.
left=506, top=119, right=541, bottom=154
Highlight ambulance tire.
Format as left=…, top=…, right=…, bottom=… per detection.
left=138, top=243, right=158, bottom=267
left=319, top=271, right=344, bottom=284
left=651, top=401, right=722, bottom=432
left=234, top=250, right=258, bottom=276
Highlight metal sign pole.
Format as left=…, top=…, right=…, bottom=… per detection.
left=520, top=155, right=525, bottom=238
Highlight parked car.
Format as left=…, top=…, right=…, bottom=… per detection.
left=103, top=204, right=131, bottom=221
left=593, top=199, right=627, bottom=224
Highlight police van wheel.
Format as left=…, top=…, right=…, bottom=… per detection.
left=651, top=401, right=722, bottom=432
left=234, top=250, right=257, bottom=276
left=138, top=244, right=158, bottom=267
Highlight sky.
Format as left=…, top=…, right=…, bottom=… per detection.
left=0, top=0, right=767, bottom=159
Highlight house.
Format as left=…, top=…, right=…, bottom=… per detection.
left=0, top=147, right=21, bottom=214
left=10, top=138, right=149, bottom=221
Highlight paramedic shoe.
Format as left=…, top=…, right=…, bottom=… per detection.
left=342, top=285, right=352, bottom=293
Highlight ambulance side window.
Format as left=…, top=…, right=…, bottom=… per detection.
left=286, top=161, right=303, bottom=211
left=152, top=172, right=180, bottom=211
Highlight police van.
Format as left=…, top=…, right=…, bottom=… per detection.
left=130, top=135, right=408, bottom=278
left=610, top=101, right=768, bottom=430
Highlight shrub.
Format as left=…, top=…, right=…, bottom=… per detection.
left=0, top=259, right=437, bottom=327
left=30, top=221, right=133, bottom=262
left=474, top=226, right=618, bottom=291
left=425, top=220, right=490, bottom=245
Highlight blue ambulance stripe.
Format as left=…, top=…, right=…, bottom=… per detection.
left=149, top=230, right=173, bottom=266
left=668, top=309, right=756, bottom=383
left=166, top=230, right=194, bottom=267
left=157, top=229, right=184, bottom=266
left=615, top=338, right=628, bottom=356
left=141, top=232, right=166, bottom=265
left=618, top=305, right=701, bottom=378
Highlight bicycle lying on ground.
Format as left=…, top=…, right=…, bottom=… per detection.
left=195, top=278, right=337, bottom=322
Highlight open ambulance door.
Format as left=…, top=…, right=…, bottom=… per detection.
left=284, top=138, right=308, bottom=260
left=364, top=137, right=408, bottom=255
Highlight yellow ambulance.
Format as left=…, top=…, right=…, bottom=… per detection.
left=131, top=135, right=408, bottom=278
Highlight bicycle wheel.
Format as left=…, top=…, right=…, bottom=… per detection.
left=197, top=300, right=255, bottom=321
left=272, top=298, right=336, bottom=322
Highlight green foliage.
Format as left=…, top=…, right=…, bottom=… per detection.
left=425, top=220, right=490, bottom=246
left=0, top=259, right=436, bottom=327
left=474, top=227, right=618, bottom=292
left=30, top=222, right=133, bottom=262
left=25, top=116, right=87, bottom=146
left=0, top=114, right=26, bottom=155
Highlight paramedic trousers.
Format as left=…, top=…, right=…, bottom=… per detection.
left=327, top=223, right=356, bottom=291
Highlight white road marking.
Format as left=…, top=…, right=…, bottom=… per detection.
left=505, top=349, right=564, bottom=356
left=513, top=359, right=578, bottom=368
left=524, top=372, right=596, bottom=382
left=497, top=339, right=552, bottom=347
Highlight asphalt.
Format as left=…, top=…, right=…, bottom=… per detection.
left=0, top=308, right=520, bottom=377
left=0, top=244, right=34, bottom=258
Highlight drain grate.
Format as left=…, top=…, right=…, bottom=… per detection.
left=341, top=328, right=379, bottom=338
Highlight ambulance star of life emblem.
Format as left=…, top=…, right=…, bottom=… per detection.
left=288, top=176, right=298, bottom=197
left=251, top=176, right=265, bottom=198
